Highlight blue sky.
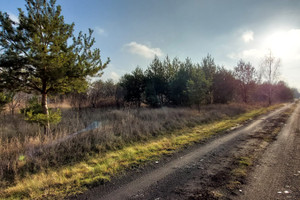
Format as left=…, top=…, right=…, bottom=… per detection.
left=1, top=0, right=300, bottom=89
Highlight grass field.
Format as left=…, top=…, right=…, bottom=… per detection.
left=0, top=103, right=282, bottom=199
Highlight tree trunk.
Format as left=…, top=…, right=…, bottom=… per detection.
left=11, top=106, right=14, bottom=115
left=244, top=88, right=248, bottom=103
left=42, top=92, right=50, bottom=134
left=10, top=98, right=15, bottom=115
left=267, top=85, right=272, bottom=106
left=268, top=91, right=272, bottom=106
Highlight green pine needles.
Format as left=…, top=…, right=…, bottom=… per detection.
left=0, top=0, right=109, bottom=133
left=21, top=97, right=61, bottom=126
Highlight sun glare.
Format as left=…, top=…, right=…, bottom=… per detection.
left=264, top=29, right=300, bottom=58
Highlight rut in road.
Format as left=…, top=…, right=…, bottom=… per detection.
left=73, top=103, right=293, bottom=200
left=137, top=103, right=296, bottom=200
left=237, top=102, right=300, bottom=200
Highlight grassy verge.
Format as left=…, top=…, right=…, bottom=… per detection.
left=0, top=104, right=283, bottom=199
left=0, top=103, right=250, bottom=183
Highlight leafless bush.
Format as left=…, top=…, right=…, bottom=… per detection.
left=88, top=79, right=117, bottom=108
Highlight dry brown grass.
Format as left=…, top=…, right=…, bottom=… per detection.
left=0, top=103, right=251, bottom=187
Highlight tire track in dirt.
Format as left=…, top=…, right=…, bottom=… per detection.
left=236, top=102, right=300, bottom=200
left=73, top=103, right=294, bottom=200
left=137, top=103, right=296, bottom=200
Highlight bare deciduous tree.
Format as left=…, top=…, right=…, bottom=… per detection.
left=7, top=92, right=28, bottom=115
left=260, top=50, right=281, bottom=105
left=89, top=79, right=117, bottom=108
left=234, top=60, right=257, bottom=103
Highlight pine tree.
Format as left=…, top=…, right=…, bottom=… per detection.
left=119, top=67, right=145, bottom=107
left=0, top=0, right=110, bottom=133
left=187, top=66, right=209, bottom=111
left=201, top=54, right=216, bottom=104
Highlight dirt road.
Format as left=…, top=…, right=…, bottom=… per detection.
left=236, top=102, right=300, bottom=200
left=73, top=102, right=298, bottom=200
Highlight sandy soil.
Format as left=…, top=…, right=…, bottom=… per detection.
left=72, top=102, right=298, bottom=200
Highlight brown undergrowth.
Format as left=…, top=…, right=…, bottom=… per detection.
left=0, top=104, right=252, bottom=186
left=0, top=103, right=283, bottom=199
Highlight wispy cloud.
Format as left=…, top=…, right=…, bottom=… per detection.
left=7, top=12, right=19, bottom=24
left=227, top=48, right=264, bottom=60
left=124, top=42, right=163, bottom=59
left=110, top=71, right=120, bottom=81
left=95, top=26, right=107, bottom=36
left=242, top=30, right=254, bottom=43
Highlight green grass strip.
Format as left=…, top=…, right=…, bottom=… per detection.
left=0, top=104, right=282, bottom=200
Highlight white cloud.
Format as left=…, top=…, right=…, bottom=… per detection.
left=124, top=42, right=163, bottom=59
left=231, top=29, right=300, bottom=62
left=227, top=48, right=264, bottom=61
left=110, top=71, right=120, bottom=81
left=263, top=29, right=300, bottom=59
left=7, top=12, right=19, bottom=24
left=95, top=27, right=107, bottom=36
left=228, top=29, right=300, bottom=88
left=242, top=30, right=254, bottom=43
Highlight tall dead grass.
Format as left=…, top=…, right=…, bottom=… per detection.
left=0, top=104, right=250, bottom=187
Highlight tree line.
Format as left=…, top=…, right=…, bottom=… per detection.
left=70, top=53, right=297, bottom=110
left=116, top=54, right=295, bottom=109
